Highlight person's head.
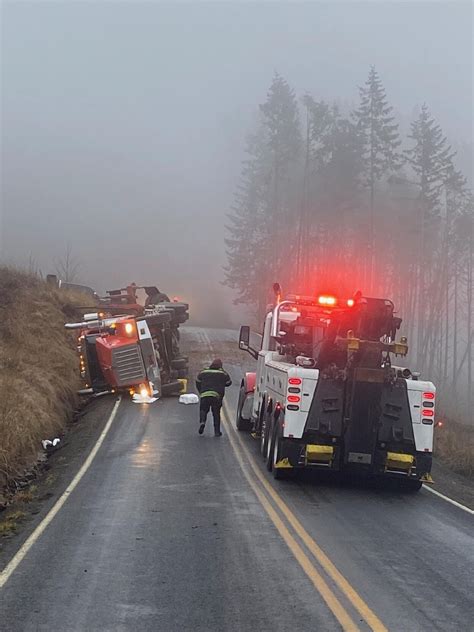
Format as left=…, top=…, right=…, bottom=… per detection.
left=210, top=358, right=223, bottom=370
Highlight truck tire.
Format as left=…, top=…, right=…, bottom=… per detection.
left=236, top=385, right=252, bottom=431
left=265, top=416, right=275, bottom=472
left=161, top=381, right=182, bottom=396
left=174, top=313, right=189, bottom=324
left=171, top=358, right=188, bottom=370
left=272, top=429, right=286, bottom=480
left=259, top=400, right=269, bottom=455
left=145, top=312, right=171, bottom=326
left=399, top=479, right=423, bottom=492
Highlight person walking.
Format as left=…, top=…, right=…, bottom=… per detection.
left=195, top=359, right=232, bottom=437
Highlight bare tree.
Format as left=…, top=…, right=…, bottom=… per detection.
left=54, top=243, right=81, bottom=283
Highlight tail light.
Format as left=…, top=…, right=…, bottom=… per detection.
left=423, top=392, right=435, bottom=400
left=288, top=378, right=302, bottom=385
left=287, top=395, right=300, bottom=403
left=422, top=409, right=434, bottom=417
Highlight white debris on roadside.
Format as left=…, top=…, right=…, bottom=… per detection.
left=41, top=438, right=61, bottom=450
left=132, top=393, right=158, bottom=404
left=179, top=393, right=199, bottom=405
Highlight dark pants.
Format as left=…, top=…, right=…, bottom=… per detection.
left=200, top=396, right=222, bottom=433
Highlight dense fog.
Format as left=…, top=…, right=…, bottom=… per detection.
left=1, top=1, right=472, bottom=332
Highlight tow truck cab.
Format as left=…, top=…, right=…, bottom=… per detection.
left=237, top=293, right=435, bottom=489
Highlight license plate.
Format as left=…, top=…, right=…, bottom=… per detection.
left=348, top=452, right=372, bottom=464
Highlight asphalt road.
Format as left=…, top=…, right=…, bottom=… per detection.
left=0, top=327, right=472, bottom=631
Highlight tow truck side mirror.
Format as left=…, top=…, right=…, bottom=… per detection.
left=239, top=326, right=258, bottom=360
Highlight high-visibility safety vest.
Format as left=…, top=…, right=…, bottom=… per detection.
left=196, top=368, right=232, bottom=400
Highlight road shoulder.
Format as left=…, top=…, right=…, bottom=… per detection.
left=0, top=396, right=117, bottom=568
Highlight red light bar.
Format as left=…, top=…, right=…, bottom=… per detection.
left=287, top=395, right=301, bottom=403
left=288, top=378, right=302, bottom=385
left=423, top=392, right=435, bottom=400
left=318, top=295, right=337, bottom=307
left=422, top=409, right=434, bottom=417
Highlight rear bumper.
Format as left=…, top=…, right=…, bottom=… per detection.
left=275, top=438, right=432, bottom=481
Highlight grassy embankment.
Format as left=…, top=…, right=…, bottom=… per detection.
left=0, top=267, right=83, bottom=497
left=435, top=418, right=474, bottom=478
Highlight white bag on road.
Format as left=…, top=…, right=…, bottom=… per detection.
left=179, top=393, right=199, bottom=405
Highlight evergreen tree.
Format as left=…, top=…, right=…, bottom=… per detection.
left=353, top=66, right=402, bottom=287
left=225, top=125, right=269, bottom=314
left=300, top=98, right=363, bottom=290
left=404, top=104, right=455, bottom=216
left=404, top=104, right=455, bottom=366
left=259, top=73, right=301, bottom=285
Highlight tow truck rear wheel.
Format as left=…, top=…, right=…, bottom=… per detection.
left=398, top=479, right=423, bottom=492
left=272, top=428, right=286, bottom=480
left=265, top=416, right=275, bottom=472
left=259, top=400, right=268, bottom=455
left=236, top=385, right=252, bottom=431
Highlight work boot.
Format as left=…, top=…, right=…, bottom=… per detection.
left=199, top=422, right=205, bottom=435
left=214, top=424, right=222, bottom=437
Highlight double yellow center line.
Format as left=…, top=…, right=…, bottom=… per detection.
left=222, top=400, right=388, bottom=632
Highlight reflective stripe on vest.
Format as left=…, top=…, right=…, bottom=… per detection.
left=200, top=390, right=221, bottom=399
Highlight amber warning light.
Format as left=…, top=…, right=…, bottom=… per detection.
left=318, top=295, right=337, bottom=306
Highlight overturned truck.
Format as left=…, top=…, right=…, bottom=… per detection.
left=66, top=285, right=189, bottom=398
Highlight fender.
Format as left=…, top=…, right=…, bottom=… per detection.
left=243, top=372, right=256, bottom=394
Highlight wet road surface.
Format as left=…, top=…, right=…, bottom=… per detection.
left=0, top=327, right=472, bottom=631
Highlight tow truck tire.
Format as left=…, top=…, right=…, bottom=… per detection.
left=272, top=430, right=285, bottom=480
left=236, top=386, right=252, bottom=431
left=265, top=417, right=275, bottom=472
left=399, top=479, right=423, bottom=492
left=259, top=400, right=267, bottom=454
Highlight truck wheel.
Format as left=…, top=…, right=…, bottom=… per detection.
left=258, top=400, right=267, bottom=454
left=272, top=430, right=285, bottom=480
left=399, top=479, right=423, bottom=492
left=145, top=312, right=172, bottom=326
left=265, top=417, right=275, bottom=472
left=161, top=381, right=182, bottom=396
left=236, top=386, right=252, bottom=431
left=171, top=358, right=188, bottom=370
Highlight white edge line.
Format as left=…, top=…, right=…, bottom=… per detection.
left=423, top=484, right=474, bottom=515
left=0, top=396, right=122, bottom=589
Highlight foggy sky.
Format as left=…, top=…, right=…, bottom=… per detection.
left=1, top=1, right=472, bottom=324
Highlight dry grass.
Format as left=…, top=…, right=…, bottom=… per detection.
left=0, top=510, right=27, bottom=536
left=0, top=266, right=83, bottom=490
left=435, top=419, right=474, bottom=479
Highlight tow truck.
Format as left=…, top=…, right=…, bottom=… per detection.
left=236, top=288, right=435, bottom=490
left=65, top=285, right=189, bottom=398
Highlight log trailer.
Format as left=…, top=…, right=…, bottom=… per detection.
left=236, top=290, right=435, bottom=490
left=65, top=285, right=189, bottom=398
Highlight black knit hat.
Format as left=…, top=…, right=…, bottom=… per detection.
left=210, top=358, right=223, bottom=369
